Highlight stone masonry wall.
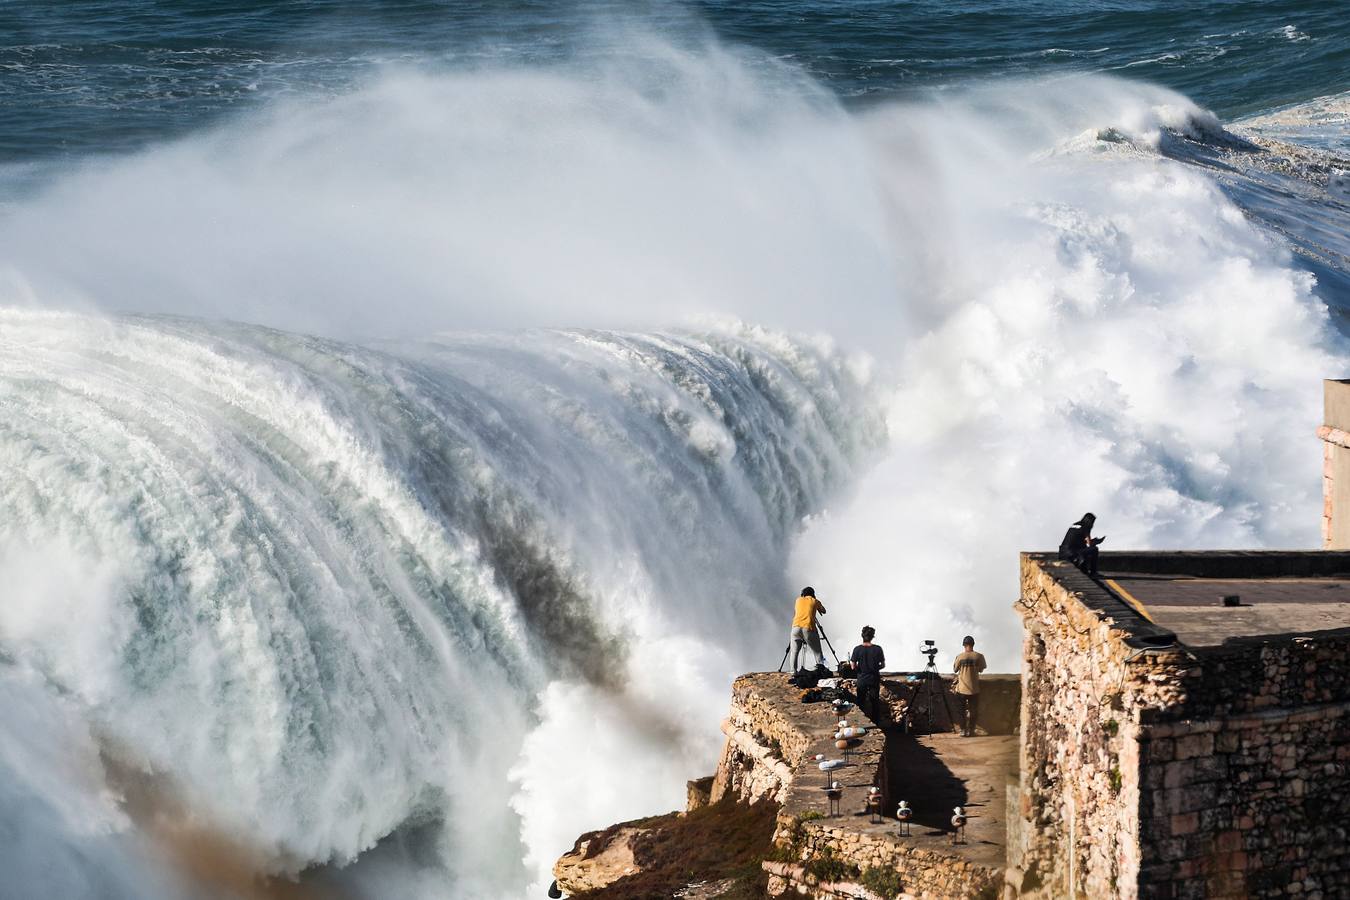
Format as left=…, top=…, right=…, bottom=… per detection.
left=1135, top=632, right=1350, bottom=899
left=1013, top=555, right=1189, bottom=900
left=1017, top=552, right=1350, bottom=900
left=711, top=675, right=816, bottom=805
left=726, top=674, right=1006, bottom=900
left=781, top=820, right=1003, bottom=899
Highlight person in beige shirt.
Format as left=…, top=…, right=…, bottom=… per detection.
left=952, top=635, right=987, bottom=737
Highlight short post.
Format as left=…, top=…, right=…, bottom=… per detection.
left=826, top=781, right=842, bottom=817
left=896, top=800, right=912, bottom=836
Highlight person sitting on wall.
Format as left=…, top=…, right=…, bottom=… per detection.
left=850, top=626, right=886, bottom=722
left=952, top=635, right=987, bottom=737
left=1058, top=512, right=1105, bottom=576
left=790, top=586, right=828, bottom=675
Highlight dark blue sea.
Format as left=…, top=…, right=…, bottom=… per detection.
left=1, top=4, right=1348, bottom=899
left=3, top=1, right=1348, bottom=164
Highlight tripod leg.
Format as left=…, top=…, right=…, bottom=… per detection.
left=940, top=680, right=958, bottom=733
left=777, top=645, right=791, bottom=673
left=817, top=623, right=841, bottom=667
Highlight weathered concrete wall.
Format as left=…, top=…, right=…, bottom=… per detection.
left=1323, top=379, right=1350, bottom=433
left=1319, top=429, right=1350, bottom=549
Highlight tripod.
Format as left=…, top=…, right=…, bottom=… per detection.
left=908, top=654, right=956, bottom=734
left=777, top=622, right=842, bottom=672
left=817, top=622, right=841, bottom=668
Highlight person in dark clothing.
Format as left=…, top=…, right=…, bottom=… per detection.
left=1058, top=512, right=1105, bottom=576
left=850, top=626, right=886, bottom=722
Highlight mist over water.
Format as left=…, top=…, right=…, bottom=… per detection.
left=2, top=5, right=1349, bottom=899
left=0, top=43, right=901, bottom=345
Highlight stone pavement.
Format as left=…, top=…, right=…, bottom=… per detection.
left=1103, top=572, right=1350, bottom=648
left=884, top=733, right=1017, bottom=871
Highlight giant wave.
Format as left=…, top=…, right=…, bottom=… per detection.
left=1, top=33, right=1348, bottom=899
left=0, top=311, right=881, bottom=897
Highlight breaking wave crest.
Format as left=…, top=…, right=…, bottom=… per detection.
left=0, top=310, right=881, bottom=896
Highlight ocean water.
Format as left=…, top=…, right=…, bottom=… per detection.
left=1, top=2, right=1348, bottom=898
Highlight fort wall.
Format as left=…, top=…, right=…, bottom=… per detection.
left=1015, top=552, right=1350, bottom=900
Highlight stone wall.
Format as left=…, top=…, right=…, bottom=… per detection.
left=1012, top=554, right=1173, bottom=899
left=1015, top=552, right=1350, bottom=899
left=880, top=674, right=1022, bottom=736
left=777, top=820, right=1004, bottom=899
left=1135, top=632, right=1350, bottom=899
left=711, top=674, right=816, bottom=805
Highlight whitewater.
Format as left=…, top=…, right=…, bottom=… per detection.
left=2, top=30, right=1349, bottom=900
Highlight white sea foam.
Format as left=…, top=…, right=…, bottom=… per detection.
left=0, top=33, right=1346, bottom=900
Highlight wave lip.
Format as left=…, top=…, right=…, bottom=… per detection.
left=0, top=309, right=884, bottom=897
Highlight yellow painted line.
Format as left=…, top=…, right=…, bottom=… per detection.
left=1105, top=579, right=1156, bottom=624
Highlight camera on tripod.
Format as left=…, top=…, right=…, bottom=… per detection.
left=906, top=640, right=952, bottom=734
left=919, top=639, right=938, bottom=665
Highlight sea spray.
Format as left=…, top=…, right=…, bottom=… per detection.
left=792, top=83, right=1343, bottom=673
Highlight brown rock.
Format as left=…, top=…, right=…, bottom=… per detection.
left=553, top=824, right=651, bottom=894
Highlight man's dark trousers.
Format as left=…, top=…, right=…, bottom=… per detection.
left=857, top=679, right=881, bottom=722
left=956, top=693, right=979, bottom=736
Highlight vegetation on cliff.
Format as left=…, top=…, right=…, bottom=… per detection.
left=566, top=797, right=779, bottom=899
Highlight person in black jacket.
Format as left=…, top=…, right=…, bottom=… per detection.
left=850, top=626, right=886, bottom=722
left=1059, top=512, right=1104, bottom=575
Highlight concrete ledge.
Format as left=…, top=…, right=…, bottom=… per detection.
left=1020, top=552, right=1179, bottom=649
left=1073, top=549, right=1350, bottom=579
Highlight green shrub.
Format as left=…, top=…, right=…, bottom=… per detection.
left=804, top=847, right=860, bottom=884
left=799, top=810, right=823, bottom=821
left=860, top=866, right=905, bottom=898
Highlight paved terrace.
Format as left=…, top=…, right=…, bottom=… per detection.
left=1032, top=550, right=1350, bottom=651
left=738, top=672, right=1020, bottom=898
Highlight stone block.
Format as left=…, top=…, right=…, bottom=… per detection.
left=1174, top=733, right=1215, bottom=760
left=1170, top=813, right=1199, bottom=836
